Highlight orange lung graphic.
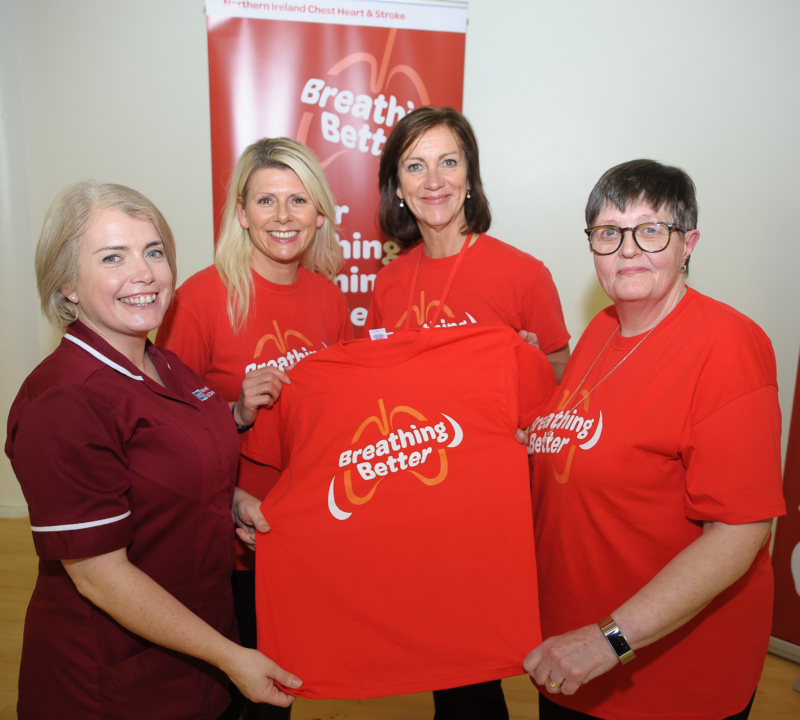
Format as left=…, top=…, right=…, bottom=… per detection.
left=343, top=398, right=449, bottom=506
left=296, top=29, right=430, bottom=170
left=551, top=389, right=591, bottom=484
left=254, top=320, right=313, bottom=358
left=394, top=291, right=456, bottom=329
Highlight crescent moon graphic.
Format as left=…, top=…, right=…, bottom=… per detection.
left=465, top=312, right=477, bottom=324
left=442, top=413, right=463, bottom=448
left=328, top=477, right=352, bottom=521
left=579, top=411, right=603, bottom=450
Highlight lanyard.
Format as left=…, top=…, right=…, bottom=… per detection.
left=403, top=234, right=473, bottom=331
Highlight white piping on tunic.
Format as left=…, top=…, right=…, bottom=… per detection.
left=64, top=334, right=144, bottom=381
left=31, top=510, right=132, bottom=532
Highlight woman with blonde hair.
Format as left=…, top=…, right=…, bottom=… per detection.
left=157, top=137, right=352, bottom=719
left=6, top=181, right=300, bottom=719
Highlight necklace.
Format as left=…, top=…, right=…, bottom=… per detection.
left=561, top=323, right=657, bottom=415
left=561, top=285, right=687, bottom=413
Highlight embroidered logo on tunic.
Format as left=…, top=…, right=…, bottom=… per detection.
left=192, top=387, right=216, bottom=401
left=328, top=398, right=464, bottom=520
left=528, top=388, right=603, bottom=484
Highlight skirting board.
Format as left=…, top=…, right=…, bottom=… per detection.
left=769, top=636, right=800, bottom=665
left=0, top=505, right=28, bottom=519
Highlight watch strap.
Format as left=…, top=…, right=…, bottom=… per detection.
left=598, top=616, right=636, bottom=665
left=231, top=404, right=253, bottom=434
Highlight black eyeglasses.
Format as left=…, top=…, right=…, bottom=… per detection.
left=584, top=222, right=685, bottom=255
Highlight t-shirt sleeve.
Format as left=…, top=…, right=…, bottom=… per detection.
left=241, top=402, right=284, bottom=470
left=683, top=386, right=785, bottom=524
left=506, top=334, right=557, bottom=429
left=521, top=264, right=570, bottom=356
left=156, top=294, right=212, bottom=378
left=11, top=384, right=133, bottom=561
left=238, top=453, right=282, bottom=501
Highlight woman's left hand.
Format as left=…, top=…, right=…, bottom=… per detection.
left=524, top=519, right=773, bottom=696
left=233, top=366, right=291, bottom=428
left=232, top=488, right=270, bottom=550
left=523, top=624, right=618, bottom=696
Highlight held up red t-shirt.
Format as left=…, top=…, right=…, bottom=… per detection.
left=157, top=266, right=353, bottom=569
left=365, top=234, right=570, bottom=355
left=243, top=324, right=556, bottom=699
left=530, top=288, right=786, bottom=720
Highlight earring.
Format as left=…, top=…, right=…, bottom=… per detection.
left=680, top=264, right=687, bottom=274
left=466, top=190, right=471, bottom=200
left=69, top=294, right=77, bottom=302
left=399, top=199, right=405, bottom=208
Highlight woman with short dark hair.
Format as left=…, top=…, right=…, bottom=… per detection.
left=368, top=106, right=570, bottom=383
left=525, top=159, right=785, bottom=720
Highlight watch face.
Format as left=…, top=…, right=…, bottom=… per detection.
left=599, top=619, right=636, bottom=664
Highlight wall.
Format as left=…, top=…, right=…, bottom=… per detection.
left=0, top=0, right=40, bottom=514
left=1, top=0, right=798, bottom=512
left=0, top=0, right=216, bottom=512
left=463, top=0, right=800, bottom=457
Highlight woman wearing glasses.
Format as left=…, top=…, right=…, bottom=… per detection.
left=525, top=159, right=785, bottom=720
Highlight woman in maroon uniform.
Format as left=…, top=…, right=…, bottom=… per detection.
left=5, top=182, right=300, bottom=720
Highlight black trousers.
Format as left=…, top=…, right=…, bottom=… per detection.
left=433, top=680, right=509, bottom=720
left=217, top=570, right=292, bottom=720
left=538, top=688, right=757, bottom=720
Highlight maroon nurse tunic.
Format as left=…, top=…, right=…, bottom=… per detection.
left=5, top=321, right=239, bottom=720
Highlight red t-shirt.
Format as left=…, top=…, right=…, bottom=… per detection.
left=365, top=234, right=570, bottom=355
left=157, top=265, right=353, bottom=569
left=5, top=321, right=239, bottom=720
left=530, top=288, right=786, bottom=720
left=243, top=324, right=556, bottom=699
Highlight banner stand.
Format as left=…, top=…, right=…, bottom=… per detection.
left=770, top=348, right=800, bottom=667
left=205, top=0, right=467, bottom=332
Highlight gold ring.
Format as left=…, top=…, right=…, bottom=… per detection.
left=547, top=678, right=563, bottom=689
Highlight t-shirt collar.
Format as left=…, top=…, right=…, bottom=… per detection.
left=336, top=327, right=432, bottom=367
left=418, top=232, right=485, bottom=269
left=252, top=265, right=307, bottom=295
left=609, top=285, right=697, bottom=352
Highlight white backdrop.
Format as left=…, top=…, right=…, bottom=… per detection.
left=1, top=0, right=798, bottom=512
left=461, top=0, right=800, bottom=471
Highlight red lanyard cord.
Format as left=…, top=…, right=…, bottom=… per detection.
left=403, top=234, right=473, bottom=331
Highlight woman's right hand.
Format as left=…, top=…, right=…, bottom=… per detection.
left=221, top=646, right=302, bottom=707
left=234, top=366, right=291, bottom=427
left=64, top=548, right=302, bottom=707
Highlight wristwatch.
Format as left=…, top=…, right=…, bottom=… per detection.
left=598, top=616, right=636, bottom=665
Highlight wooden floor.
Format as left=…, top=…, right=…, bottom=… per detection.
left=1, top=517, right=798, bottom=719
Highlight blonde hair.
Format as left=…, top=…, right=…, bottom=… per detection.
left=35, top=181, right=177, bottom=328
left=214, top=137, right=342, bottom=333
